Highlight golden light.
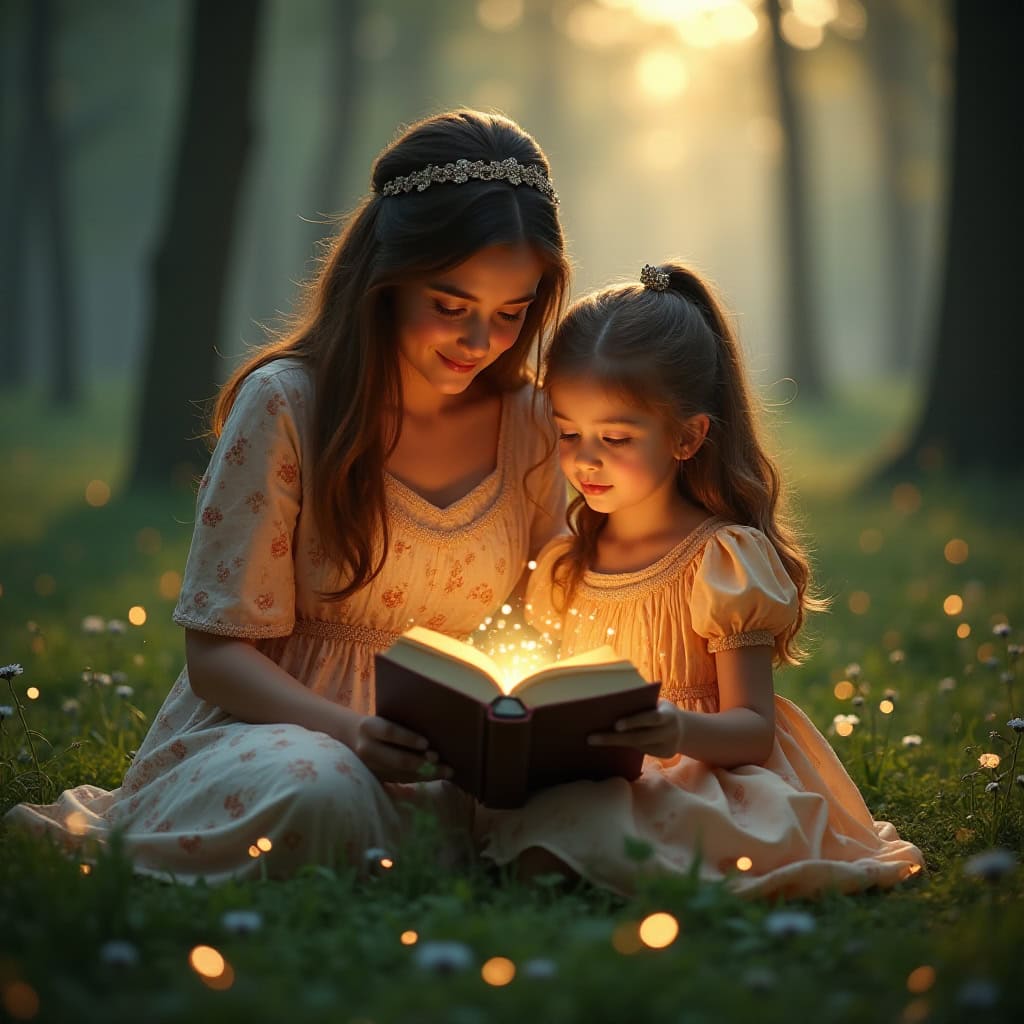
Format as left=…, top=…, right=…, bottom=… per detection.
left=527, top=560, right=537, bottom=571
left=848, top=591, right=870, bottom=615
left=501, top=604, right=513, bottom=615
left=891, top=483, right=921, bottom=515
left=635, top=48, right=689, bottom=102
left=85, top=479, right=111, bottom=507
left=976, top=642, right=996, bottom=664
left=564, top=3, right=625, bottom=49
left=2, top=980, right=40, bottom=1021
left=943, top=594, right=964, bottom=616
left=400, top=930, right=418, bottom=946
left=65, top=811, right=88, bottom=836
left=379, top=857, right=394, bottom=869
left=611, top=921, right=643, bottom=955
left=79, top=863, right=92, bottom=876
left=477, top=0, right=523, bottom=32
left=128, top=606, right=147, bottom=627
left=858, top=528, right=884, bottom=554
left=638, top=912, right=679, bottom=949
left=248, top=845, right=261, bottom=858
left=908, top=863, right=922, bottom=876
left=956, top=623, right=971, bottom=639
left=136, top=527, right=162, bottom=554
left=978, top=753, right=1001, bottom=770
left=189, top=945, right=226, bottom=979
left=736, top=856, right=753, bottom=872
left=780, top=11, right=823, bottom=49
left=902, top=999, right=930, bottom=1024
left=708, top=3, right=759, bottom=43
left=252, top=836, right=271, bottom=852
left=831, top=0, right=867, bottom=40
left=879, top=699, right=895, bottom=715
left=944, top=538, right=968, bottom=564
left=833, top=680, right=855, bottom=701
left=745, top=116, right=783, bottom=158
left=25, top=686, right=39, bottom=700
left=158, top=570, right=182, bottom=600
left=906, top=965, right=936, bottom=994
left=481, top=956, right=516, bottom=986
left=835, top=720, right=854, bottom=737
left=202, top=963, right=235, bottom=991
left=632, top=128, right=687, bottom=173
left=791, top=0, right=838, bottom=28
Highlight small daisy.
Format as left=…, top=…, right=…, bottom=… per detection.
left=1007, top=718, right=1024, bottom=733
left=901, top=734, right=923, bottom=748
left=0, top=663, right=24, bottom=681
left=993, top=623, right=1011, bottom=638
left=221, top=910, right=263, bottom=935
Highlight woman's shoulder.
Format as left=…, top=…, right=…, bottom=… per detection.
left=241, top=356, right=314, bottom=399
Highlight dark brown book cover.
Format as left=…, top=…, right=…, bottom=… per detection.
left=374, top=653, right=661, bottom=809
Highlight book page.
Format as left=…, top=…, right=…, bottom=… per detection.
left=510, top=646, right=649, bottom=706
left=382, top=627, right=504, bottom=702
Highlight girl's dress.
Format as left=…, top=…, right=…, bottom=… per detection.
left=481, top=518, right=924, bottom=898
left=5, top=359, right=564, bottom=882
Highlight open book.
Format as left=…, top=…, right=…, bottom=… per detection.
left=374, top=627, right=660, bottom=809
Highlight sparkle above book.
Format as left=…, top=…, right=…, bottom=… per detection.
left=374, top=626, right=661, bottom=809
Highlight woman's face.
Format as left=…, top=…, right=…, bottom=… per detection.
left=395, top=243, right=544, bottom=396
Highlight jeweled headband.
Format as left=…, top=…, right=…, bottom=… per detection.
left=640, top=264, right=670, bottom=291
left=378, top=157, right=559, bottom=205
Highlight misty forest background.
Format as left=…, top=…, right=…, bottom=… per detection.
left=2, top=0, right=1019, bottom=498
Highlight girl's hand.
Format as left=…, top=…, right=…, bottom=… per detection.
left=351, top=715, right=453, bottom=784
left=587, top=699, right=684, bottom=759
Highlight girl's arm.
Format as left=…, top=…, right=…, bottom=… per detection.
left=589, top=645, right=776, bottom=768
left=185, top=630, right=451, bottom=783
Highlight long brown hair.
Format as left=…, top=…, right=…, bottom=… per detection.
left=546, top=263, right=823, bottom=664
left=212, top=110, right=569, bottom=601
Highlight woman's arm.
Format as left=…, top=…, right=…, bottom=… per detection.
left=185, top=630, right=450, bottom=783
left=588, top=645, right=776, bottom=768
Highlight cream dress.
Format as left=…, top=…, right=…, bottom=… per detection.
left=5, top=359, right=565, bottom=882
left=481, top=518, right=925, bottom=898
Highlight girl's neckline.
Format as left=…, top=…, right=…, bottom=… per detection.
left=384, top=392, right=511, bottom=514
left=581, top=515, right=726, bottom=589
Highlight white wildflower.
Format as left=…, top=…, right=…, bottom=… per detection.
left=901, top=734, right=923, bottom=748
left=99, top=940, right=140, bottom=967
left=115, top=685, right=134, bottom=699
left=938, top=677, right=956, bottom=693
left=221, top=909, right=263, bottom=935
left=844, top=663, right=861, bottom=680
left=81, top=616, right=105, bottom=635
left=413, top=940, right=475, bottom=974
left=1007, top=718, right=1024, bottom=733
left=763, top=910, right=816, bottom=938
left=963, top=848, right=1017, bottom=882
left=107, top=619, right=127, bottom=635
left=0, top=663, right=24, bottom=681
left=111, top=670, right=128, bottom=685
left=985, top=781, right=1000, bottom=794
left=888, top=650, right=905, bottom=664
left=992, top=623, right=1011, bottom=638
left=62, top=698, right=80, bottom=715
left=521, top=958, right=558, bottom=979
left=0, top=706, right=14, bottom=719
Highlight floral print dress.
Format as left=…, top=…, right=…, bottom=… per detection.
left=481, top=520, right=925, bottom=898
left=5, top=359, right=565, bottom=882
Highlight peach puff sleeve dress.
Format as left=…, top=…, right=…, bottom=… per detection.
left=5, top=358, right=566, bottom=882
left=480, top=517, right=924, bottom=898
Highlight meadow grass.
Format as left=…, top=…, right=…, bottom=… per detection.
left=0, top=380, right=1021, bottom=1024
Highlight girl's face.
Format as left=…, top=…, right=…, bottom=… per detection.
left=549, top=375, right=684, bottom=522
left=395, top=243, right=543, bottom=396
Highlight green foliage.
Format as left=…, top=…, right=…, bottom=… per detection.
left=0, top=384, right=1021, bottom=1023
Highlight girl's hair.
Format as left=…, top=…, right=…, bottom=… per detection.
left=545, top=263, right=822, bottom=664
left=212, top=109, right=569, bottom=601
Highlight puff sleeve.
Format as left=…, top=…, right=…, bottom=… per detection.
left=172, top=365, right=307, bottom=639
left=690, top=525, right=799, bottom=654
left=524, top=535, right=572, bottom=636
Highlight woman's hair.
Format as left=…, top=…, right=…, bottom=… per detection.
left=545, top=263, right=822, bottom=664
left=212, top=109, right=569, bottom=601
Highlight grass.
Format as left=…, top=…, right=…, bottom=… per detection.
left=1, top=379, right=1022, bottom=1024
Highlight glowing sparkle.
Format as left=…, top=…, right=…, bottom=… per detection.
left=85, top=479, right=111, bottom=507
left=978, top=753, right=1001, bottom=769
left=639, top=912, right=679, bottom=949
left=944, top=538, right=968, bottom=564
left=879, top=699, right=895, bottom=715
left=128, top=605, right=147, bottom=626
left=906, top=965, right=936, bottom=994
left=736, top=856, right=753, bottom=872
left=400, top=930, right=418, bottom=945
left=65, top=810, right=88, bottom=836
left=848, top=591, right=870, bottom=615
left=379, top=857, right=394, bottom=869
left=256, top=836, right=272, bottom=852
left=80, top=863, right=92, bottom=876
left=835, top=721, right=854, bottom=737
left=943, top=594, right=964, bottom=616
left=501, top=604, right=512, bottom=615
left=481, top=956, right=516, bottom=986
left=833, top=680, right=855, bottom=701
left=527, top=560, right=537, bottom=571
left=189, top=945, right=225, bottom=979
left=956, top=623, right=971, bottom=639
left=248, top=845, right=261, bottom=858
left=26, top=686, right=39, bottom=700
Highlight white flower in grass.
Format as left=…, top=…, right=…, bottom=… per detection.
left=888, top=650, right=905, bottom=664
left=763, top=910, right=816, bottom=938
left=99, top=940, right=140, bottom=967
left=1008, top=644, right=1023, bottom=657
left=844, top=663, right=862, bottom=680
left=0, top=664, right=24, bottom=681
left=0, top=706, right=13, bottom=719
left=1007, top=718, right=1024, bottom=733
left=413, top=940, right=475, bottom=974
left=985, top=781, right=1000, bottom=794
left=93, top=672, right=112, bottom=688
left=964, top=848, right=1017, bottom=882
left=901, top=734, right=923, bottom=748
left=521, top=958, right=558, bottom=979
left=81, top=616, right=105, bottom=635
left=111, top=670, right=128, bottom=685
left=62, top=699, right=80, bottom=715
left=221, top=910, right=263, bottom=935
left=993, top=623, right=1011, bottom=638
left=115, top=685, right=134, bottom=699
left=1000, top=671, right=1015, bottom=685
left=107, top=619, right=127, bottom=635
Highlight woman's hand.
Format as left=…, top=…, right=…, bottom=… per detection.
left=349, top=714, right=453, bottom=784
left=587, top=699, right=684, bottom=759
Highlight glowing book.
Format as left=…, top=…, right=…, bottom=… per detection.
left=374, top=626, right=660, bottom=809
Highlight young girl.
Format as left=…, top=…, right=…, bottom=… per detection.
left=6, top=109, right=570, bottom=881
left=481, top=263, right=925, bottom=898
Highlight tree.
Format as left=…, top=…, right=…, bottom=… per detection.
left=765, top=0, right=826, bottom=401
left=882, top=0, right=1022, bottom=476
left=130, top=0, right=264, bottom=489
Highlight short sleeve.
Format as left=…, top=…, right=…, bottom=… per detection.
left=172, top=366, right=307, bottom=639
left=524, top=535, right=572, bottom=636
left=690, top=525, right=798, bottom=653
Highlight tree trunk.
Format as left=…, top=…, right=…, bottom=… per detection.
left=765, top=0, right=826, bottom=401
left=130, top=0, right=264, bottom=489
left=881, top=0, right=1022, bottom=476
